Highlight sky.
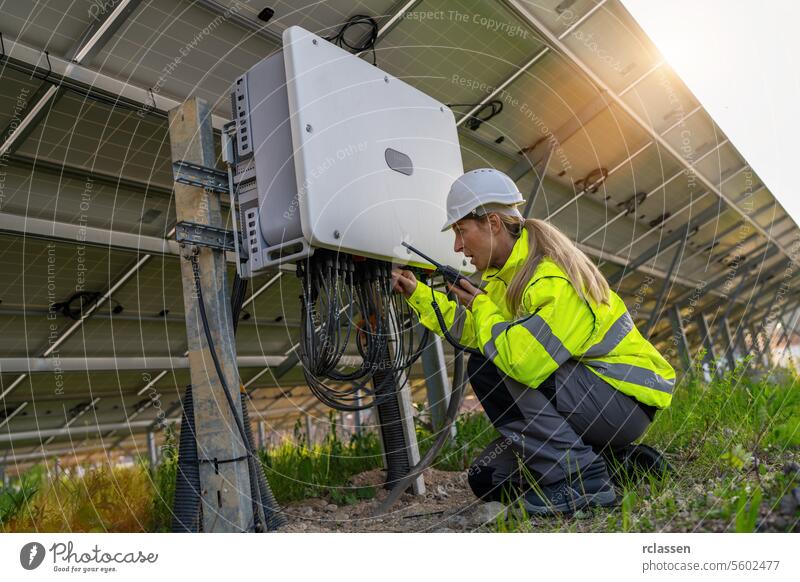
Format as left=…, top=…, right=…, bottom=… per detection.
left=621, top=0, right=800, bottom=226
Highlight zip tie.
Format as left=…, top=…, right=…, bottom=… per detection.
left=198, top=454, right=249, bottom=474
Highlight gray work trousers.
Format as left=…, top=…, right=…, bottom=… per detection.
left=465, top=354, right=653, bottom=501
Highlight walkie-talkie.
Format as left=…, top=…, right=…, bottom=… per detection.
left=400, top=242, right=482, bottom=356
left=401, top=242, right=468, bottom=286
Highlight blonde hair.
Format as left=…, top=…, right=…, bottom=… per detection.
left=486, top=213, right=611, bottom=315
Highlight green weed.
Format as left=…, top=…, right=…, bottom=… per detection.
left=493, top=361, right=800, bottom=532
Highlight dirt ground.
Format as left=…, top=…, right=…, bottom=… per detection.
left=277, top=468, right=502, bottom=532
left=275, top=454, right=800, bottom=533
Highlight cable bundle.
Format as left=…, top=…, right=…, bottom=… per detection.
left=325, top=14, right=379, bottom=65
left=297, top=250, right=428, bottom=411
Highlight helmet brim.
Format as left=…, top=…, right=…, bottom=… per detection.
left=440, top=200, right=526, bottom=232
left=440, top=218, right=456, bottom=232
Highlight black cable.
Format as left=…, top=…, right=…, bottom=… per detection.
left=429, top=277, right=483, bottom=356
left=230, top=273, right=248, bottom=335
left=224, top=274, right=265, bottom=533
left=296, top=251, right=429, bottom=411
left=575, top=166, right=609, bottom=195
left=447, top=100, right=504, bottom=131
left=228, top=271, right=287, bottom=530
left=325, top=14, right=379, bottom=65
left=293, top=251, right=463, bottom=505
left=52, top=291, right=102, bottom=320
left=189, top=254, right=267, bottom=532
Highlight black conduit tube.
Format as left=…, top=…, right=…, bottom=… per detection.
left=171, top=384, right=202, bottom=532
left=240, top=397, right=287, bottom=530
left=374, top=346, right=468, bottom=515
left=231, top=272, right=286, bottom=530
left=231, top=276, right=260, bottom=530
left=372, top=349, right=411, bottom=489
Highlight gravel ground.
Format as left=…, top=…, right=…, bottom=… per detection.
left=277, top=468, right=504, bottom=533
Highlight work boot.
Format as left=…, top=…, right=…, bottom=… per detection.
left=602, top=443, right=672, bottom=486
left=521, top=456, right=617, bottom=516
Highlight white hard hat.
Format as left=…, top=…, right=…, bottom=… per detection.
left=441, top=168, right=525, bottom=231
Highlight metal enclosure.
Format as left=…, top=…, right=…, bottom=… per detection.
left=231, top=25, right=468, bottom=278
left=231, top=48, right=303, bottom=276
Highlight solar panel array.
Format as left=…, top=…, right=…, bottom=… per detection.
left=0, top=0, right=797, bottom=472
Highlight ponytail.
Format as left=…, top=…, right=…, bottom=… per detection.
left=496, top=215, right=611, bottom=315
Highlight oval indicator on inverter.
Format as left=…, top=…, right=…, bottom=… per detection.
left=384, top=148, right=414, bottom=176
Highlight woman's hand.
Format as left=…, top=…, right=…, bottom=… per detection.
left=391, top=268, right=417, bottom=298
left=447, top=277, right=485, bottom=309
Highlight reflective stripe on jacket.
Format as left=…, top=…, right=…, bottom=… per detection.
left=406, top=228, right=675, bottom=409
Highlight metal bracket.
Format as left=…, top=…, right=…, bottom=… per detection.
left=175, top=221, right=243, bottom=255
left=221, top=121, right=236, bottom=164
left=172, top=160, right=229, bottom=194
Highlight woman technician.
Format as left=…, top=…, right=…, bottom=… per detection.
left=391, top=168, right=675, bottom=515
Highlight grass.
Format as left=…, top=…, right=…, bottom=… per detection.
left=150, top=424, right=179, bottom=532
left=256, top=406, right=499, bottom=506
left=0, top=462, right=155, bottom=532
left=262, top=409, right=498, bottom=505
left=260, top=412, right=384, bottom=505
left=1, top=426, right=180, bottom=533
left=494, top=359, right=800, bottom=532
left=0, top=464, right=44, bottom=526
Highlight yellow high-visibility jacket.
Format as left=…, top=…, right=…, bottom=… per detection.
left=406, top=228, right=675, bottom=409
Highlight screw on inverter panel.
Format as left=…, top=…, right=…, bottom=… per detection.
left=333, top=230, right=340, bottom=239
left=306, top=124, right=313, bottom=132
left=384, top=76, right=389, bottom=83
left=312, top=38, right=318, bottom=45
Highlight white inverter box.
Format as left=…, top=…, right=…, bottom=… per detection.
left=231, top=25, right=469, bottom=277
